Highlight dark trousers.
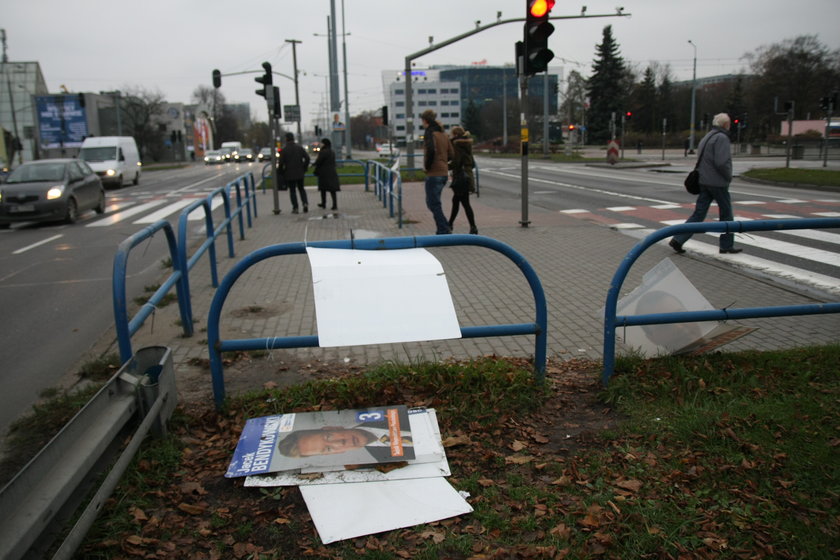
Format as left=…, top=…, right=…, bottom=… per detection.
left=448, top=192, right=476, bottom=230
left=673, top=184, right=735, bottom=250
left=286, top=179, right=308, bottom=210
left=320, top=190, right=337, bottom=209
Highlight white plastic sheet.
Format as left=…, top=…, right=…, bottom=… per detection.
left=307, top=247, right=462, bottom=347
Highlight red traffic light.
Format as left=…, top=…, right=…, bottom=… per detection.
left=568, top=124, right=575, bottom=130
left=528, top=0, right=555, bottom=18
left=625, top=111, right=632, bottom=118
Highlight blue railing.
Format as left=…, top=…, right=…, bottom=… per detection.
left=176, top=173, right=257, bottom=328
left=602, top=218, right=840, bottom=384
left=206, top=234, right=548, bottom=408
left=113, top=172, right=257, bottom=364
left=366, top=159, right=403, bottom=227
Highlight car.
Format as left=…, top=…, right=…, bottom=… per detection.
left=219, top=147, right=234, bottom=162
left=377, top=143, right=397, bottom=155
left=204, top=150, right=225, bottom=165
left=258, top=147, right=272, bottom=162
left=308, top=142, right=321, bottom=154
left=235, top=148, right=255, bottom=163
left=0, top=158, right=105, bottom=228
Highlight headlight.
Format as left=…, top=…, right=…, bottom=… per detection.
left=106, top=169, right=116, bottom=177
left=47, top=185, right=65, bottom=200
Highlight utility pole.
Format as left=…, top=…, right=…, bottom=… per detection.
left=688, top=40, right=697, bottom=154
left=285, top=39, right=302, bottom=140
left=340, top=0, right=352, bottom=158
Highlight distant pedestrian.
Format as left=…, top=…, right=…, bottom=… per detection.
left=279, top=132, right=310, bottom=214
left=420, top=109, right=454, bottom=234
left=683, top=138, right=690, bottom=157
left=447, top=126, right=478, bottom=234
left=670, top=113, right=741, bottom=255
left=313, top=137, right=340, bottom=211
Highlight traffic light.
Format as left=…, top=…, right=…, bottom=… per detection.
left=568, top=124, right=575, bottom=131
left=382, top=105, right=389, bottom=126
left=212, top=69, right=222, bottom=89
left=272, top=86, right=281, bottom=118
left=523, top=0, right=555, bottom=76
left=624, top=111, right=632, bottom=120
left=255, top=62, right=272, bottom=98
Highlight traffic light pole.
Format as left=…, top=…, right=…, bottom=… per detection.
left=402, top=10, right=629, bottom=169
left=520, top=73, right=530, bottom=227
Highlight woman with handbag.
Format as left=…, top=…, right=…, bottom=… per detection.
left=670, top=113, right=741, bottom=255
left=447, top=126, right=479, bottom=234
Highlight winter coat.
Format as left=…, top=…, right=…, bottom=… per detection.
left=423, top=121, right=453, bottom=177
left=313, top=146, right=341, bottom=192
left=449, top=135, right=475, bottom=196
left=696, top=127, right=732, bottom=188
left=279, top=141, right=310, bottom=181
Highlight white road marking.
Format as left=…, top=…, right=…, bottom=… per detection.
left=12, top=234, right=63, bottom=255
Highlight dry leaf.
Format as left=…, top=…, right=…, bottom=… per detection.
left=178, top=503, right=206, bottom=515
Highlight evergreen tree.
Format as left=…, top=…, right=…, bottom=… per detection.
left=462, top=100, right=482, bottom=140
left=634, top=67, right=658, bottom=134
left=657, top=73, right=675, bottom=134
left=586, top=25, right=626, bottom=144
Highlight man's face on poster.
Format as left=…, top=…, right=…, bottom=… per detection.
left=296, top=427, right=376, bottom=456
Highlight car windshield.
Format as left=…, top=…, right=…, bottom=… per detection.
left=79, top=147, right=118, bottom=162
left=206, top=151, right=221, bottom=156
left=6, top=162, right=66, bottom=183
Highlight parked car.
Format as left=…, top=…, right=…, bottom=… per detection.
left=204, top=150, right=225, bottom=165
left=377, top=143, right=397, bottom=155
left=235, top=148, right=255, bottom=163
left=0, top=158, right=105, bottom=228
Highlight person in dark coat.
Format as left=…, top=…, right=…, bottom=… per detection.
left=313, top=137, right=340, bottom=211
left=279, top=132, right=310, bottom=213
left=447, top=125, right=478, bottom=234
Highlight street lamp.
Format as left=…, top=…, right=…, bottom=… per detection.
left=688, top=40, right=697, bottom=154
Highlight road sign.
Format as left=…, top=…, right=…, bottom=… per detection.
left=284, top=105, right=301, bottom=123
left=607, top=140, right=620, bottom=165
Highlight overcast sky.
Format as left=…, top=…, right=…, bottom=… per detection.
left=4, top=0, right=838, bottom=131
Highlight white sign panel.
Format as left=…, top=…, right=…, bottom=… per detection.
left=307, top=247, right=462, bottom=347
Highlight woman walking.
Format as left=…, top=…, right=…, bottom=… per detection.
left=447, top=126, right=478, bottom=234
left=313, top=137, right=340, bottom=211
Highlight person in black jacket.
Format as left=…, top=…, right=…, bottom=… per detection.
left=279, top=132, right=310, bottom=213
left=447, top=126, right=478, bottom=234
left=313, top=137, right=340, bottom=211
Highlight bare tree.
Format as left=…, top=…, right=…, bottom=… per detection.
left=120, top=86, right=167, bottom=161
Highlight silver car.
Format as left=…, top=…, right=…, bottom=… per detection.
left=0, top=159, right=105, bottom=228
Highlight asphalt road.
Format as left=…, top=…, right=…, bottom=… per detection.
left=0, top=161, right=257, bottom=436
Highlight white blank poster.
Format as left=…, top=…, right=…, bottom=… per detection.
left=306, top=247, right=462, bottom=347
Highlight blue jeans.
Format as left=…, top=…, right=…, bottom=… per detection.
left=673, top=184, right=735, bottom=250
left=424, top=175, right=450, bottom=234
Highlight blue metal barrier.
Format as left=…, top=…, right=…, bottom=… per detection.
left=113, top=172, right=257, bottom=364
left=366, top=159, right=403, bottom=227
left=207, top=234, right=548, bottom=408
left=602, top=218, right=840, bottom=384
left=113, top=221, right=189, bottom=364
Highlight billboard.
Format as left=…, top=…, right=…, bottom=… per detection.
left=36, top=95, right=89, bottom=149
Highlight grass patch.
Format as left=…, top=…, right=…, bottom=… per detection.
left=742, top=167, right=840, bottom=187
left=132, top=284, right=178, bottom=308
left=62, top=347, right=840, bottom=558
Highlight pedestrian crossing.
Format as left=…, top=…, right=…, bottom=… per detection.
left=85, top=191, right=226, bottom=227
left=559, top=198, right=840, bottom=297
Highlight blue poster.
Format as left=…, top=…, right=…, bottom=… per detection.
left=36, top=95, right=89, bottom=149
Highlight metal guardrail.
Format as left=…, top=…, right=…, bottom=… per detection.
left=602, top=218, right=840, bottom=385
left=206, top=234, right=548, bottom=408
left=113, top=172, right=256, bottom=364
left=366, top=159, right=404, bottom=227
left=0, top=346, right=177, bottom=560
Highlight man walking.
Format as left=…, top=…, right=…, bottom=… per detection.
left=420, top=109, right=454, bottom=234
left=280, top=132, right=310, bottom=214
left=670, top=113, right=741, bottom=255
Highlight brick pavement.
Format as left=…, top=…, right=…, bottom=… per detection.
left=124, top=176, right=840, bottom=399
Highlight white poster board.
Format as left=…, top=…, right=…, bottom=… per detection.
left=307, top=247, right=462, bottom=347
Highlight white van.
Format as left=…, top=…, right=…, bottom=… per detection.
left=78, top=136, right=141, bottom=187
left=220, top=141, right=243, bottom=161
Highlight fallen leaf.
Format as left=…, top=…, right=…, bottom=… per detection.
left=615, top=479, right=642, bottom=492
left=442, top=434, right=471, bottom=447
left=418, top=529, right=446, bottom=544
left=477, top=478, right=495, bottom=487
left=178, top=503, right=206, bottom=515
left=510, top=440, right=527, bottom=452
left=505, top=455, right=534, bottom=465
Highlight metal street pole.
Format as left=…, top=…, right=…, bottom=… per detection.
left=285, top=39, right=302, bottom=140
left=341, top=0, right=351, bottom=158
left=402, top=10, right=630, bottom=168
left=688, top=40, right=697, bottom=153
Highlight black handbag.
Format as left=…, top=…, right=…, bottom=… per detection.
left=684, top=132, right=719, bottom=195
left=684, top=169, right=700, bottom=194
